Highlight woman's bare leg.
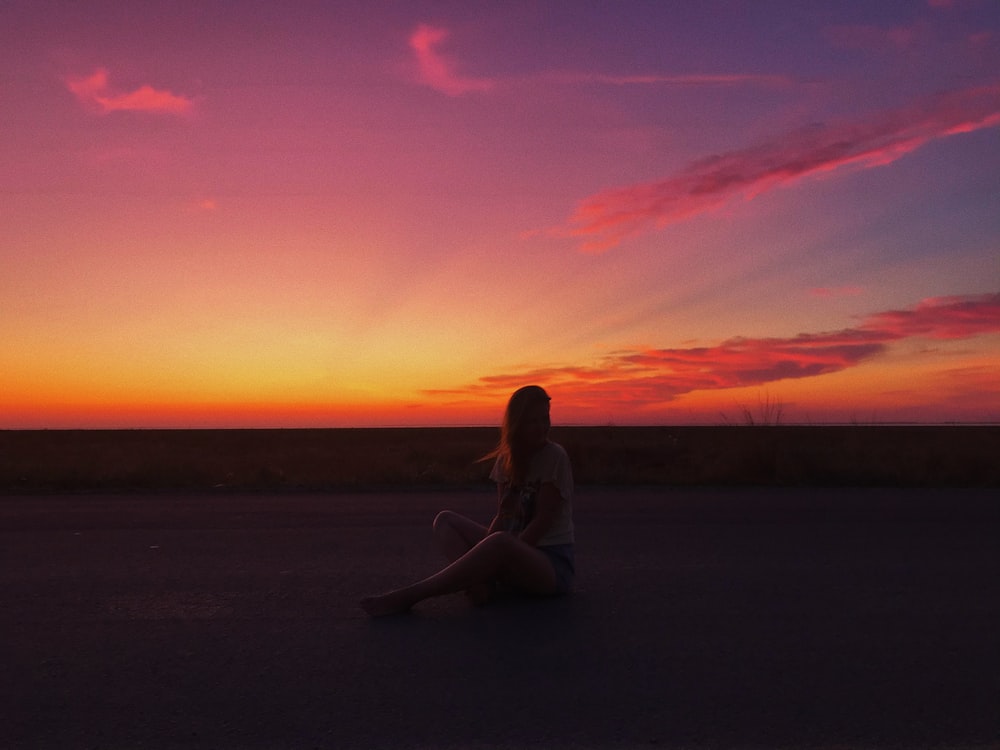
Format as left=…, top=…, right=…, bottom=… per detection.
left=432, top=510, right=493, bottom=605
left=432, top=510, right=487, bottom=563
left=360, top=532, right=556, bottom=617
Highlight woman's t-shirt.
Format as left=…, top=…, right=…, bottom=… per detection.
left=490, top=441, right=574, bottom=547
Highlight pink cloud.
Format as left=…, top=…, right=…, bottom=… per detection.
left=409, top=24, right=494, bottom=96
left=861, top=293, right=1000, bottom=339
left=555, top=84, right=1000, bottom=252
left=66, top=68, right=194, bottom=116
left=430, top=293, right=1000, bottom=409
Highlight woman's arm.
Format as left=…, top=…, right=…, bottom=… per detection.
left=487, top=482, right=512, bottom=534
left=518, top=482, right=561, bottom=547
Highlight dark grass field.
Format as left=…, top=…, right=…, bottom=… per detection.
left=1, top=425, right=998, bottom=492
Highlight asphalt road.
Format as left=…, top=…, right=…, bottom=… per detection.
left=2, top=488, right=998, bottom=749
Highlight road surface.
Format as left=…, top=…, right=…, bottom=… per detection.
left=3, top=488, right=998, bottom=748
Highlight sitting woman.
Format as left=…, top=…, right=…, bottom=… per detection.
left=360, top=385, right=575, bottom=616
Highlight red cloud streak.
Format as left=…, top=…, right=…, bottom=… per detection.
left=66, top=69, right=194, bottom=115
left=430, top=293, right=1000, bottom=409
left=558, top=85, right=1000, bottom=252
left=862, top=294, right=1000, bottom=339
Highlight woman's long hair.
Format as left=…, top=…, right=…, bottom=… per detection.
left=481, top=385, right=551, bottom=485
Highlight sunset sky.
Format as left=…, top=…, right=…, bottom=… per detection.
left=3, top=1, right=999, bottom=428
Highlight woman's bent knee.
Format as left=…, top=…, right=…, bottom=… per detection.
left=433, top=509, right=459, bottom=533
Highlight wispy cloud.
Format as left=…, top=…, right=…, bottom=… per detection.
left=825, top=23, right=924, bottom=51
left=548, top=71, right=794, bottom=87
left=810, top=286, right=865, bottom=298
left=406, top=24, right=784, bottom=97
left=66, top=68, right=194, bottom=116
left=409, top=24, right=494, bottom=96
left=430, top=293, right=1000, bottom=409
left=554, top=84, right=1000, bottom=252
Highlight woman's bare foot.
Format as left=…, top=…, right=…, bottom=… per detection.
left=360, top=590, right=415, bottom=617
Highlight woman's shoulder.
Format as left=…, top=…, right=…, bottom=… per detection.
left=537, top=441, right=573, bottom=499
left=541, top=440, right=570, bottom=462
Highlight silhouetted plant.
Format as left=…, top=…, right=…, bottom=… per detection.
left=721, top=391, right=784, bottom=426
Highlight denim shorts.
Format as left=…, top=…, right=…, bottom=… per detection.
left=539, top=543, right=575, bottom=595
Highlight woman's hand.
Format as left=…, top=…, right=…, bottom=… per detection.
left=518, top=482, right=561, bottom=547
left=488, top=484, right=520, bottom=534
left=497, top=485, right=519, bottom=516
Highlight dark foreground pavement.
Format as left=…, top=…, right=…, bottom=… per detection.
left=2, top=488, right=998, bottom=749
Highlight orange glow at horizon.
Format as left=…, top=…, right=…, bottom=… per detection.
left=7, top=331, right=998, bottom=429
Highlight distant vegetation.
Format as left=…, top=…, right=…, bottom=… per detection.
left=719, top=392, right=785, bottom=426
left=1, top=426, right=997, bottom=492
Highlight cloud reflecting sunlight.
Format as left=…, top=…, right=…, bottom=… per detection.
left=558, top=85, right=1000, bottom=252
left=430, top=295, right=1000, bottom=422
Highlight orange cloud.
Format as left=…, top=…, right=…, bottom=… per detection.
left=428, top=332, right=887, bottom=409
left=557, top=85, right=1000, bottom=252
left=409, top=24, right=494, bottom=96
left=432, top=293, right=1000, bottom=409
left=66, top=68, right=194, bottom=115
